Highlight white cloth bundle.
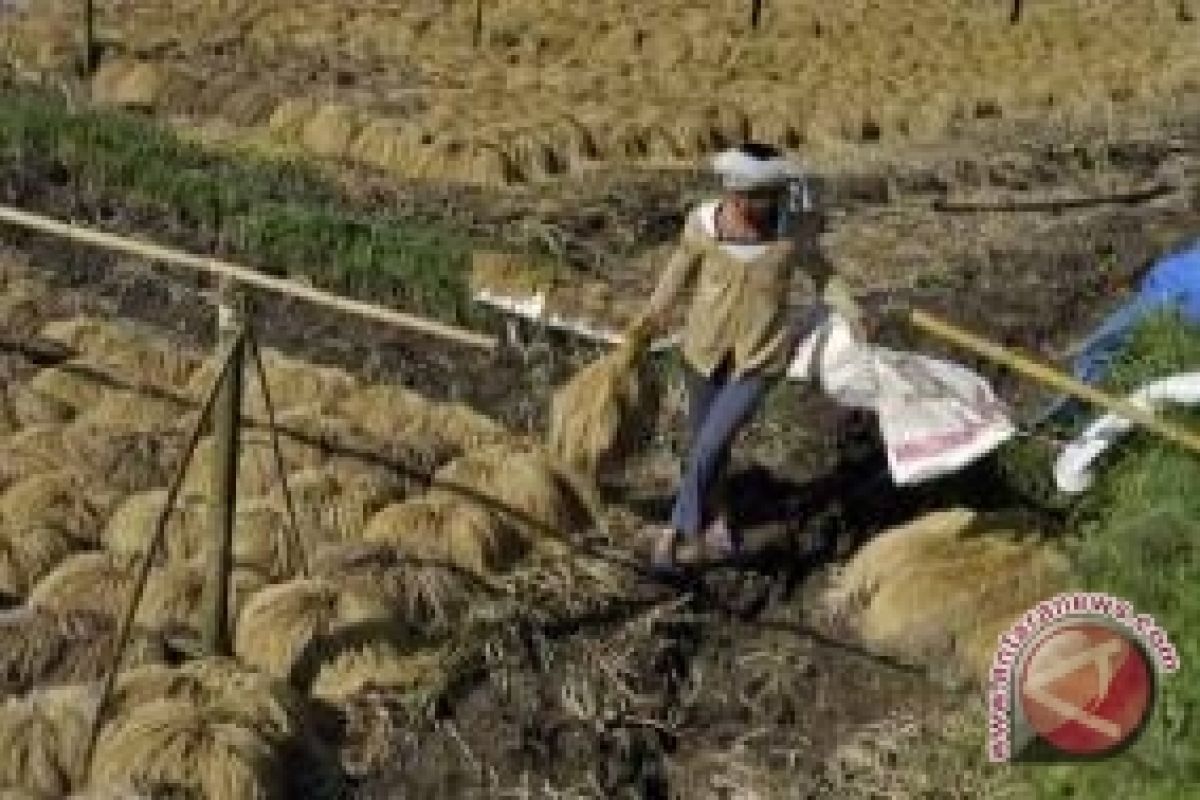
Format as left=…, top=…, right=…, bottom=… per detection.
left=788, top=313, right=1017, bottom=484
left=1054, top=373, right=1200, bottom=494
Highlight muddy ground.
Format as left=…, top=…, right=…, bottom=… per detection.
left=1, top=113, right=1199, bottom=797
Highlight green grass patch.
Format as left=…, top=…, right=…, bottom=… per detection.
left=1026, top=311, right=1200, bottom=799
left=0, top=87, right=508, bottom=322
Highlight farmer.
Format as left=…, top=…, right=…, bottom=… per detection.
left=1039, top=234, right=1200, bottom=424
left=622, top=142, right=863, bottom=571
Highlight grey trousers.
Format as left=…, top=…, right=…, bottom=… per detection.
left=669, top=356, right=769, bottom=537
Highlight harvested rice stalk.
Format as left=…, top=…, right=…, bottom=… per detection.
left=182, top=433, right=326, bottom=498
left=1, top=470, right=119, bottom=548
left=0, top=427, right=67, bottom=491
left=433, top=442, right=587, bottom=539
left=310, top=640, right=451, bottom=703
left=547, top=338, right=652, bottom=478
left=40, top=317, right=200, bottom=390
left=0, top=525, right=77, bottom=600
left=824, top=509, right=1075, bottom=683
left=8, top=366, right=102, bottom=426
left=0, top=607, right=165, bottom=695
left=281, top=465, right=408, bottom=548
left=59, top=417, right=188, bottom=496
left=188, top=348, right=358, bottom=417
left=0, top=684, right=97, bottom=797
left=363, top=492, right=527, bottom=576
left=111, top=659, right=309, bottom=746
left=234, top=578, right=394, bottom=682
left=88, top=698, right=283, bottom=800
left=312, top=542, right=480, bottom=631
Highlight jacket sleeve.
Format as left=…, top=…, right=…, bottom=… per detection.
left=628, top=213, right=704, bottom=338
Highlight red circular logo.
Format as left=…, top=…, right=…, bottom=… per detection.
left=1018, top=620, right=1154, bottom=756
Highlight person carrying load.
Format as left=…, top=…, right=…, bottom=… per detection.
left=621, top=142, right=864, bottom=572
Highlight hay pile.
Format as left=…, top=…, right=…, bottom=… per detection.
left=824, top=509, right=1075, bottom=684
left=432, top=442, right=586, bottom=539
left=89, top=698, right=282, bottom=799
left=312, top=542, right=479, bottom=631
left=309, top=640, right=450, bottom=703
left=233, top=578, right=394, bottom=682
left=103, top=489, right=302, bottom=579
left=29, top=551, right=262, bottom=636
left=89, top=659, right=334, bottom=798
left=40, top=317, right=199, bottom=390
left=547, top=339, right=651, bottom=478
left=334, top=384, right=506, bottom=460
left=0, top=684, right=97, bottom=797
left=0, top=607, right=165, bottom=695
left=363, top=493, right=526, bottom=576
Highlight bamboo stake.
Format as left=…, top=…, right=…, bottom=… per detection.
left=0, top=205, right=498, bottom=351
left=77, top=335, right=242, bottom=788
left=908, top=308, right=1200, bottom=455
left=201, top=282, right=244, bottom=656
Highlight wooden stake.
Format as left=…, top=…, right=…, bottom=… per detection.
left=751, top=0, right=764, bottom=29
left=474, top=0, right=484, bottom=47
left=82, top=0, right=98, bottom=75
left=201, top=281, right=244, bottom=656
left=908, top=308, right=1200, bottom=455
left=1010, top=0, right=1024, bottom=23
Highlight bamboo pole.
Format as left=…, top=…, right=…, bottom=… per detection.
left=907, top=308, right=1200, bottom=455
left=750, top=0, right=764, bottom=29
left=473, top=0, right=484, bottom=47
left=77, top=335, right=242, bottom=788
left=201, top=282, right=244, bottom=656
left=0, top=205, right=498, bottom=351
left=82, top=0, right=97, bottom=75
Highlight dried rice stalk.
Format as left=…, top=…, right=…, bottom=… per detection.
left=281, top=465, right=408, bottom=548
left=310, top=641, right=450, bottom=703
left=234, top=578, right=394, bottom=682
left=89, top=699, right=282, bottom=800
left=1, top=470, right=118, bottom=548
left=363, top=492, right=526, bottom=576
left=312, top=542, right=479, bottom=631
left=0, top=427, right=67, bottom=491
left=111, top=659, right=308, bottom=746
left=547, top=340, right=649, bottom=478
left=181, top=433, right=326, bottom=498
left=40, top=317, right=199, bottom=390
left=433, top=443, right=586, bottom=539
left=0, top=606, right=165, bottom=695
left=0, top=519, right=78, bottom=601
left=824, top=509, right=1074, bottom=683
left=0, top=684, right=98, bottom=797
left=59, top=416, right=187, bottom=496
left=8, top=366, right=101, bottom=426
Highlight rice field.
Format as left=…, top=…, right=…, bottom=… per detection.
left=2, top=1, right=1198, bottom=185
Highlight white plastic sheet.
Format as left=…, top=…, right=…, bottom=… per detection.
left=788, top=314, right=1017, bottom=485
left=1054, top=373, right=1200, bottom=494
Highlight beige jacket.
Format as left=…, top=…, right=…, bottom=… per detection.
left=634, top=205, right=834, bottom=379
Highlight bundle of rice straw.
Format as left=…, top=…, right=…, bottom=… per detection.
left=187, top=348, right=358, bottom=418
left=40, top=317, right=200, bottom=390
left=547, top=337, right=651, bottom=478
left=333, top=385, right=506, bottom=461
left=104, top=489, right=300, bottom=579
left=312, top=542, right=479, bottom=632
left=1, top=469, right=118, bottom=548
left=29, top=551, right=261, bottom=636
left=181, top=432, right=326, bottom=498
left=0, top=607, right=165, bottom=695
left=233, top=578, right=394, bottom=682
left=824, top=508, right=1075, bottom=685
left=432, top=442, right=586, bottom=540
left=0, top=684, right=98, bottom=797
left=363, top=492, right=527, bottom=576
left=280, top=465, right=408, bottom=548
left=59, top=417, right=187, bottom=497
left=0, top=524, right=77, bottom=600
left=111, top=659, right=308, bottom=746
left=0, top=427, right=65, bottom=490
left=8, top=365, right=103, bottom=427
left=88, top=698, right=282, bottom=800
left=310, top=640, right=451, bottom=703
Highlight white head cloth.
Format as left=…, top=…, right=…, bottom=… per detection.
left=711, top=147, right=804, bottom=191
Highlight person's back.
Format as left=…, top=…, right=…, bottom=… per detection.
left=1137, top=238, right=1200, bottom=320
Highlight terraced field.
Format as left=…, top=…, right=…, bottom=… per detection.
left=4, top=1, right=1199, bottom=185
